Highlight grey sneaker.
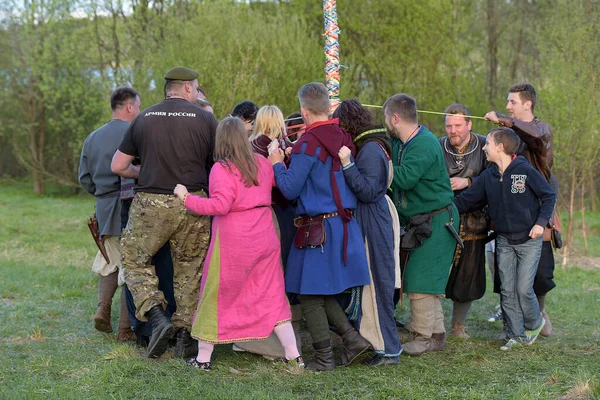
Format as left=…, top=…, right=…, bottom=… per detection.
left=525, top=318, right=546, bottom=345
left=500, top=338, right=522, bottom=351
left=488, top=308, right=503, bottom=322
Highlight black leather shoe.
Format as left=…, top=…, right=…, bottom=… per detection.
left=146, top=306, right=174, bottom=359
left=174, top=328, right=198, bottom=359
left=135, top=334, right=149, bottom=348
left=362, top=354, right=400, bottom=366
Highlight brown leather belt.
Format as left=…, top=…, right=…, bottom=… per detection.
left=429, top=207, right=448, bottom=217
left=462, top=234, right=489, bottom=241
left=294, top=211, right=340, bottom=227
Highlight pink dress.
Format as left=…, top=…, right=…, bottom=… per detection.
left=186, top=154, right=291, bottom=343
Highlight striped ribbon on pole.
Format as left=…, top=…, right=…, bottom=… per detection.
left=324, top=0, right=341, bottom=114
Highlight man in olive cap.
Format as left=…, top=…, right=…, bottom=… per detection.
left=112, top=66, right=217, bottom=359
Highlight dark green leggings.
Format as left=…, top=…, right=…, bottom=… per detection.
left=297, top=295, right=351, bottom=345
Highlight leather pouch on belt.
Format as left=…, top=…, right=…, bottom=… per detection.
left=294, top=218, right=326, bottom=249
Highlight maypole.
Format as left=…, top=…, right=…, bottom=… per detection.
left=323, top=0, right=340, bottom=114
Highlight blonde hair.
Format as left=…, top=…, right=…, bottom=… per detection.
left=252, top=105, right=286, bottom=140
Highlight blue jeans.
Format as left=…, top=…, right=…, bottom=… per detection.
left=496, top=235, right=543, bottom=340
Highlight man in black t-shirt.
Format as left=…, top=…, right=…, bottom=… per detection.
left=112, top=67, right=218, bottom=360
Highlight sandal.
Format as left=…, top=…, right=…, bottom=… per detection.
left=186, top=358, right=211, bottom=371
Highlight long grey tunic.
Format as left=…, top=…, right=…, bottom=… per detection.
left=78, top=119, right=130, bottom=237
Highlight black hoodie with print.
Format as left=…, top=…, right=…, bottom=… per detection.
left=453, top=156, right=556, bottom=243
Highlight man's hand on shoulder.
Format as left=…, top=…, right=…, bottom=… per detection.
left=338, top=146, right=352, bottom=167
left=268, top=148, right=285, bottom=165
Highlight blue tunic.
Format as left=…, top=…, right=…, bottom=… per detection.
left=274, top=142, right=370, bottom=295
left=342, top=141, right=401, bottom=356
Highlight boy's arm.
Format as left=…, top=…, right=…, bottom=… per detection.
left=453, top=170, right=488, bottom=213
left=527, top=167, right=557, bottom=228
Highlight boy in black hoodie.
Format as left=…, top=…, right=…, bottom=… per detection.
left=453, top=127, right=556, bottom=350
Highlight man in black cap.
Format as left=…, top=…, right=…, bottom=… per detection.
left=111, top=66, right=218, bottom=359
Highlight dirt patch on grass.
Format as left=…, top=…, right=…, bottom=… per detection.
left=561, top=380, right=593, bottom=399
left=561, top=255, right=600, bottom=270
left=545, top=373, right=560, bottom=386
left=0, top=298, right=14, bottom=307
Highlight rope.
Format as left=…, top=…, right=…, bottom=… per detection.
left=362, top=104, right=487, bottom=120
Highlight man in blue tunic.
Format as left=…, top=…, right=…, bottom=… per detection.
left=269, top=82, right=370, bottom=371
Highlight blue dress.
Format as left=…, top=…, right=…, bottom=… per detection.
left=274, top=141, right=369, bottom=295
left=342, top=140, right=402, bottom=357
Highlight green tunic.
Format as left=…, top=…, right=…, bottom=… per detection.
left=391, top=126, right=459, bottom=294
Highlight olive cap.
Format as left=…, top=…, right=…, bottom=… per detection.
left=164, top=66, right=199, bottom=81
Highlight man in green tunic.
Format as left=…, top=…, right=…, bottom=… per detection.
left=384, top=94, right=460, bottom=356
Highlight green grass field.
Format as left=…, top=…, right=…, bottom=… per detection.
left=1, top=180, right=599, bottom=399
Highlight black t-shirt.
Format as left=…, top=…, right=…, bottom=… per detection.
left=119, top=98, right=218, bottom=194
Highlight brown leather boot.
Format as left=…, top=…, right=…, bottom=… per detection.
left=431, top=332, right=447, bottom=351
left=338, top=327, right=371, bottom=366
left=116, top=288, right=134, bottom=341
left=94, top=302, right=113, bottom=333
left=451, top=323, right=470, bottom=339
left=116, top=329, right=136, bottom=342
left=305, top=345, right=335, bottom=371
left=94, top=272, right=118, bottom=333
left=540, top=311, right=552, bottom=337
left=402, top=333, right=433, bottom=356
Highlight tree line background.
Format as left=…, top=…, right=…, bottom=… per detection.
left=1, top=0, right=599, bottom=249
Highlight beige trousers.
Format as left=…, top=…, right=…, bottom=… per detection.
left=407, top=293, right=445, bottom=338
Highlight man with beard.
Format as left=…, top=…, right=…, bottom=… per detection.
left=385, top=94, right=460, bottom=356
left=440, top=104, right=489, bottom=339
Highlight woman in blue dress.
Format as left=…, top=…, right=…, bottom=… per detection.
left=334, top=99, right=402, bottom=366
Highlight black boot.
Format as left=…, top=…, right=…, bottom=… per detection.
left=305, top=345, right=335, bottom=371
left=146, top=306, right=174, bottom=359
left=338, top=327, right=371, bottom=366
left=135, top=334, right=149, bottom=348
left=174, top=328, right=198, bottom=359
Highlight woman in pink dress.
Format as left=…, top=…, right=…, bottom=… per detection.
left=174, top=117, right=303, bottom=371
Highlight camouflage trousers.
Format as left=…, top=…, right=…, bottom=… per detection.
left=121, top=191, right=210, bottom=330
